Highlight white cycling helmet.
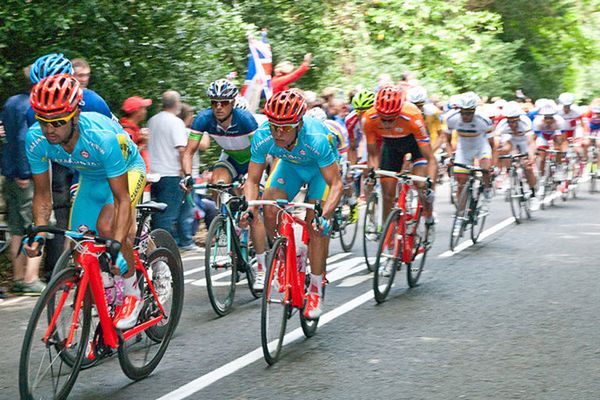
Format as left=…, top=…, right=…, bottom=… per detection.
left=558, top=92, right=575, bottom=106
left=305, top=106, right=327, bottom=122
left=503, top=101, right=523, bottom=118
left=539, top=100, right=558, bottom=116
left=458, top=91, right=480, bottom=109
left=534, top=98, right=550, bottom=109
left=407, top=86, right=428, bottom=104
left=234, top=95, right=249, bottom=111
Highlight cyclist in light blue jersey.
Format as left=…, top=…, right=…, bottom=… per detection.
left=244, top=90, right=343, bottom=319
left=24, top=74, right=147, bottom=329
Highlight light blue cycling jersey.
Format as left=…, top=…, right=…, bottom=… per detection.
left=251, top=116, right=337, bottom=168
left=25, top=112, right=146, bottom=179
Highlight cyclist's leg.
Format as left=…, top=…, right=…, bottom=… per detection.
left=453, top=140, right=473, bottom=207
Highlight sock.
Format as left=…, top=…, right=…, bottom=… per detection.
left=123, top=274, right=141, bottom=299
left=256, top=253, right=266, bottom=272
left=309, top=273, right=323, bottom=297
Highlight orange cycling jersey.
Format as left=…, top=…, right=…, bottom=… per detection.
left=362, top=103, right=430, bottom=146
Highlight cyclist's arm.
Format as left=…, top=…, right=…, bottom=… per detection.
left=418, top=142, right=436, bottom=189
left=182, top=136, right=201, bottom=176
left=320, top=162, right=343, bottom=220
left=366, top=143, right=379, bottom=170
left=31, top=171, right=53, bottom=228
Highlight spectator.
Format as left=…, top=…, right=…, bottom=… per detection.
left=71, top=58, right=91, bottom=89
left=1, top=66, right=45, bottom=295
left=148, top=91, right=200, bottom=252
left=121, top=96, right=152, bottom=171
left=271, top=53, right=312, bottom=94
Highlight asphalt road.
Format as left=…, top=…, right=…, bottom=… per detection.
left=1, top=179, right=599, bottom=400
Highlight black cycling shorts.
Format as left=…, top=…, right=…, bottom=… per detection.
left=380, top=136, right=427, bottom=172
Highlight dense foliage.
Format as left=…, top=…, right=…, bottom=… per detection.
left=1, top=0, right=598, bottom=111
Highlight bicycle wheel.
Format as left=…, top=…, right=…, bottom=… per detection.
left=204, top=215, right=237, bottom=316
left=339, top=199, right=359, bottom=252
left=449, top=174, right=457, bottom=206
left=245, top=255, right=262, bottom=299
left=261, top=237, right=289, bottom=365
left=450, top=186, right=470, bottom=251
left=150, top=228, right=183, bottom=271
left=373, top=209, right=401, bottom=303
left=118, top=247, right=183, bottom=381
left=508, top=171, right=523, bottom=224
left=407, top=213, right=430, bottom=288
left=363, top=192, right=380, bottom=272
left=0, top=224, right=10, bottom=254
left=19, top=268, right=91, bottom=400
left=470, top=188, right=487, bottom=243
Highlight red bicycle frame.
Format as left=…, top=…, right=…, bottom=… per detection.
left=44, top=242, right=166, bottom=350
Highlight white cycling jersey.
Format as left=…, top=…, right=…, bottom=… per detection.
left=495, top=116, right=533, bottom=154
left=533, top=114, right=568, bottom=148
left=445, top=110, right=493, bottom=171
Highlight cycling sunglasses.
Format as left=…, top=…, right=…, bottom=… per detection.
left=211, top=100, right=233, bottom=107
left=35, top=109, right=78, bottom=128
left=269, top=121, right=300, bottom=133
left=506, top=116, right=520, bottom=123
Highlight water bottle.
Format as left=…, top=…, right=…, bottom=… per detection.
left=102, top=271, right=116, bottom=305
left=293, top=224, right=307, bottom=273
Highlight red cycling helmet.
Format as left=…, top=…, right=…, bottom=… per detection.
left=375, top=85, right=405, bottom=117
left=30, top=73, right=83, bottom=118
left=263, top=89, right=307, bottom=124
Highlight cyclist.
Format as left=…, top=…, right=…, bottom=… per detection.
left=444, top=91, right=495, bottom=203
left=23, top=74, right=147, bottom=329
left=244, top=90, right=343, bottom=319
left=408, top=86, right=447, bottom=153
left=495, top=101, right=537, bottom=196
left=363, top=85, right=436, bottom=228
left=557, top=92, right=587, bottom=142
left=583, top=99, right=600, bottom=173
left=345, top=90, right=375, bottom=164
left=533, top=100, right=568, bottom=178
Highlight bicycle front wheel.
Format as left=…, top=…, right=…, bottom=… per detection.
left=363, top=192, right=381, bottom=272
left=508, top=171, right=523, bottom=224
left=407, top=215, right=431, bottom=288
left=450, top=186, right=470, bottom=251
left=19, top=267, right=91, bottom=400
left=339, top=200, right=359, bottom=252
left=204, top=215, right=237, bottom=316
left=118, top=247, right=184, bottom=381
left=373, top=209, right=401, bottom=303
left=261, top=237, right=289, bottom=365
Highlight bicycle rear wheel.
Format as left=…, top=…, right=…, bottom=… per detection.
left=204, top=215, right=237, bottom=316
left=407, top=213, right=430, bottom=288
left=508, top=171, right=523, bottom=224
left=150, top=228, right=183, bottom=270
left=118, top=247, right=183, bottom=380
left=338, top=200, right=359, bottom=252
left=19, top=267, right=91, bottom=400
left=373, top=209, right=401, bottom=303
left=363, top=192, right=381, bottom=272
left=470, top=189, right=487, bottom=243
left=450, top=186, right=470, bottom=251
left=261, top=237, right=289, bottom=365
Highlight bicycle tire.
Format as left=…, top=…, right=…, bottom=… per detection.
left=407, top=214, right=430, bottom=288
left=450, top=185, right=470, bottom=251
left=339, top=199, right=359, bottom=252
left=204, top=215, right=237, bottom=316
left=363, top=192, right=380, bottom=272
left=373, top=209, right=401, bottom=303
left=245, top=255, right=261, bottom=299
left=470, top=188, right=487, bottom=243
left=150, top=228, right=183, bottom=271
left=19, top=267, right=91, bottom=400
left=508, top=170, right=522, bottom=224
left=118, top=247, right=183, bottom=380
left=261, top=237, right=289, bottom=365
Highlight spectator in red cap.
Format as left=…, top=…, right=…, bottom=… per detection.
left=120, top=96, right=152, bottom=171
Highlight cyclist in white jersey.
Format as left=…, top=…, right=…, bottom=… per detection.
left=533, top=101, right=568, bottom=177
left=444, top=92, right=495, bottom=201
left=495, top=101, right=537, bottom=195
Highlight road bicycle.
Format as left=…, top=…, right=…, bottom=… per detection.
left=588, top=135, right=599, bottom=193
left=537, top=148, right=562, bottom=209
left=499, top=153, right=532, bottom=224
left=449, top=163, right=490, bottom=251
left=329, top=164, right=361, bottom=252
left=19, top=220, right=184, bottom=400
left=248, top=199, right=326, bottom=365
left=373, top=170, right=432, bottom=303
left=198, top=182, right=260, bottom=316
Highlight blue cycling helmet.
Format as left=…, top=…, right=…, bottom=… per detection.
left=30, top=53, right=73, bottom=84
left=207, top=79, right=238, bottom=100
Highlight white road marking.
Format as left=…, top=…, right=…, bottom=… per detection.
left=438, top=217, right=516, bottom=258
left=182, top=255, right=204, bottom=262
left=183, top=266, right=205, bottom=276
left=0, top=296, right=27, bottom=307
left=337, top=274, right=372, bottom=287
left=325, top=252, right=353, bottom=263
left=155, top=290, right=374, bottom=400
left=326, top=259, right=368, bottom=282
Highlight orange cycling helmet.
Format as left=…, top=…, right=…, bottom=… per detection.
left=375, top=85, right=405, bottom=117
left=263, top=89, right=307, bottom=124
left=30, top=73, right=83, bottom=118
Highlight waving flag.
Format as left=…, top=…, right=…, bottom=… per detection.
left=241, top=31, right=272, bottom=113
